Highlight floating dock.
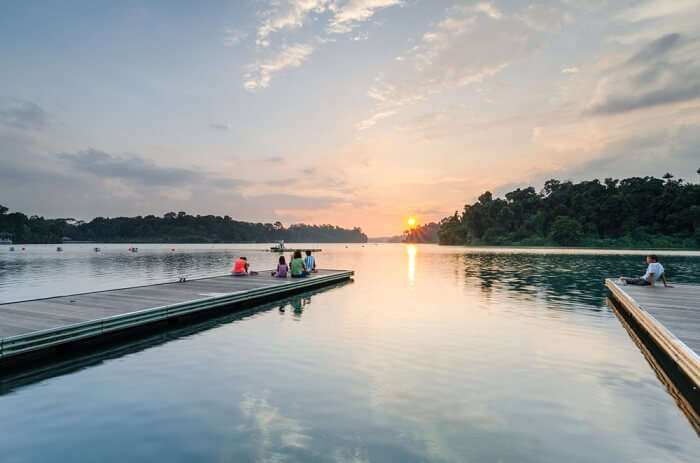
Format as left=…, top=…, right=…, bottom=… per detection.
left=606, top=279, right=700, bottom=390
left=0, top=269, right=353, bottom=367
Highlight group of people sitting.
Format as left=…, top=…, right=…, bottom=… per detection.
left=231, top=250, right=317, bottom=278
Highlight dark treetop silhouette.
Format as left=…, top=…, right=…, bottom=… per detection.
left=438, top=175, right=700, bottom=248
left=0, top=207, right=368, bottom=244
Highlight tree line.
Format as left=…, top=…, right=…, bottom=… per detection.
left=0, top=207, right=368, bottom=244
left=438, top=174, right=700, bottom=248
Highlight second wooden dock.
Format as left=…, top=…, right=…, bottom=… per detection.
left=606, top=279, right=700, bottom=389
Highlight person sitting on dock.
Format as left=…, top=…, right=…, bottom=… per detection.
left=619, top=255, right=672, bottom=287
left=272, top=255, right=288, bottom=278
left=304, top=250, right=317, bottom=273
left=232, top=256, right=249, bottom=276
left=290, top=250, right=308, bottom=278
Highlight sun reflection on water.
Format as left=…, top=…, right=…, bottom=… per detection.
left=407, top=244, right=416, bottom=282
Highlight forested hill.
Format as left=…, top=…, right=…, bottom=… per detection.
left=438, top=175, right=700, bottom=248
left=0, top=207, right=368, bottom=244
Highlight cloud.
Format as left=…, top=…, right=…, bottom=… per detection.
left=561, top=67, right=579, bottom=74
left=473, top=2, right=502, bottom=20
left=244, top=43, right=314, bottom=90
left=208, top=122, right=231, bottom=130
left=240, top=393, right=311, bottom=461
left=245, top=1, right=403, bottom=90
left=625, top=33, right=680, bottom=65
left=549, top=123, right=700, bottom=183
left=56, top=148, right=247, bottom=190
left=586, top=33, right=700, bottom=115
left=616, top=0, right=698, bottom=23
left=359, top=3, right=541, bottom=125
left=256, top=0, right=331, bottom=47
left=222, top=27, right=247, bottom=47
left=0, top=97, right=48, bottom=130
left=301, top=167, right=316, bottom=175
left=264, top=156, right=284, bottom=162
left=58, top=148, right=201, bottom=186
left=356, top=110, right=396, bottom=130
left=327, top=0, right=403, bottom=34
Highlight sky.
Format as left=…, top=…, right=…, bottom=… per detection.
left=1, top=0, right=699, bottom=237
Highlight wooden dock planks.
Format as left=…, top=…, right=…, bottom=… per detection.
left=606, top=279, right=700, bottom=389
left=0, top=269, right=353, bottom=363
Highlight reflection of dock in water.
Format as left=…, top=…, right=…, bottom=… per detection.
left=0, top=269, right=353, bottom=369
left=606, top=279, right=700, bottom=434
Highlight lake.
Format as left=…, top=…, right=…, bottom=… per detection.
left=1, top=243, right=699, bottom=462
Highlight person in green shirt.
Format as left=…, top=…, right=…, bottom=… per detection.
left=290, top=250, right=308, bottom=278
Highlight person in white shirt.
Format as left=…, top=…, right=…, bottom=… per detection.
left=620, top=255, right=672, bottom=287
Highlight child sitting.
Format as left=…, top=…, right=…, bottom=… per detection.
left=272, top=255, right=288, bottom=278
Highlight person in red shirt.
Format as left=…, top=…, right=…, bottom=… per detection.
left=232, top=256, right=249, bottom=276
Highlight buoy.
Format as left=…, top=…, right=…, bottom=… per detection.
left=21, top=247, right=26, bottom=251
left=171, top=248, right=175, bottom=252
left=94, top=247, right=100, bottom=252
left=9, top=247, right=15, bottom=251
left=57, top=247, right=63, bottom=252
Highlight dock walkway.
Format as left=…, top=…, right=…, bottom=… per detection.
left=606, top=279, right=700, bottom=388
left=0, top=269, right=352, bottom=364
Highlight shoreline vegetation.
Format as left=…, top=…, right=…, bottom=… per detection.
left=0, top=206, right=368, bottom=244
left=436, top=174, right=700, bottom=249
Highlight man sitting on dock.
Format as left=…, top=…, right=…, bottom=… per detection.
left=619, top=255, right=672, bottom=287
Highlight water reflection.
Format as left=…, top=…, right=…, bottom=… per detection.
left=458, top=252, right=700, bottom=311
left=407, top=244, right=416, bottom=282
left=278, top=295, right=311, bottom=319
left=2, top=244, right=700, bottom=462
left=0, top=283, right=346, bottom=392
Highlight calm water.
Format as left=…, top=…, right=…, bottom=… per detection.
left=1, top=243, right=699, bottom=462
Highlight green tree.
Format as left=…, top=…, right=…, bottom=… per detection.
left=549, top=216, right=584, bottom=246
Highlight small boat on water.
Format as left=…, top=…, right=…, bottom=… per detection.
left=269, top=241, right=321, bottom=253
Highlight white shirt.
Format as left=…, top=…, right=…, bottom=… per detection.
left=642, top=262, right=664, bottom=281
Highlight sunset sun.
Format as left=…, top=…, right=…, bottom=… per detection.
left=407, top=217, right=416, bottom=228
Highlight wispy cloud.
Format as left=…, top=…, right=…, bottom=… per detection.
left=57, top=148, right=246, bottom=188
left=561, top=67, right=579, bottom=73
left=244, top=0, right=404, bottom=90
left=208, top=122, right=231, bottom=130
left=358, top=3, right=542, bottom=128
left=474, top=2, right=502, bottom=19
left=586, top=33, right=700, bottom=115
left=243, top=43, right=314, bottom=90
left=616, top=0, right=698, bottom=23
left=327, top=0, right=403, bottom=34
left=0, top=97, right=48, bottom=130
left=356, top=110, right=396, bottom=130
left=222, top=27, right=247, bottom=47
left=256, top=0, right=332, bottom=47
